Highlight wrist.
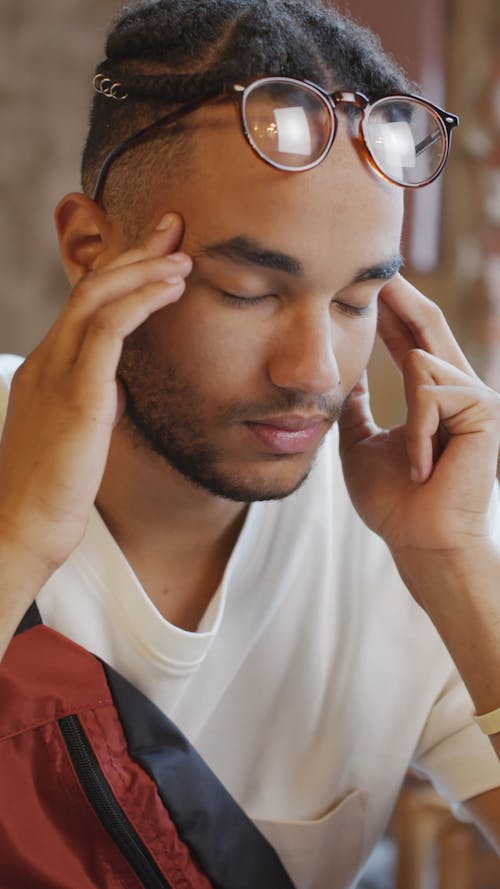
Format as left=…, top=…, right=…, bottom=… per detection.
left=390, top=539, right=499, bottom=613
left=393, top=542, right=500, bottom=717
left=0, top=532, right=52, bottom=662
left=0, top=520, right=56, bottom=599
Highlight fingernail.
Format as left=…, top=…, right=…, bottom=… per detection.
left=165, top=276, right=185, bottom=286
left=156, top=213, right=175, bottom=231
left=410, top=465, right=419, bottom=482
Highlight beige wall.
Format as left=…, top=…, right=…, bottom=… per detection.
left=1, top=1, right=498, bottom=427
left=1, top=0, right=120, bottom=355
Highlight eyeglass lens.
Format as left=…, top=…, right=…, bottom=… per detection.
left=363, top=98, right=447, bottom=186
left=243, top=81, right=333, bottom=170
left=242, top=80, right=448, bottom=186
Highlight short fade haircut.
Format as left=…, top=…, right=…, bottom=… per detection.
left=82, top=0, right=414, bottom=230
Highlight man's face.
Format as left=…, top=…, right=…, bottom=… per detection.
left=117, top=102, right=404, bottom=502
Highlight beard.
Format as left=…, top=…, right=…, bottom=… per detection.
left=118, top=332, right=345, bottom=503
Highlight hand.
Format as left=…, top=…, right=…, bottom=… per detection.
left=0, top=213, right=192, bottom=582
left=338, top=275, right=500, bottom=559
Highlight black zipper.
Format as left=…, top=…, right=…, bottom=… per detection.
left=59, top=714, right=173, bottom=889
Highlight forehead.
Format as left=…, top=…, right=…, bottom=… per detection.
left=151, top=103, right=404, bottom=278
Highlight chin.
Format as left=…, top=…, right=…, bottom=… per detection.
left=122, top=406, right=319, bottom=502
left=174, top=454, right=317, bottom=503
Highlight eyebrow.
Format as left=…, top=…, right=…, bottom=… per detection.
left=199, top=235, right=404, bottom=283
left=352, top=255, right=404, bottom=283
left=200, top=236, right=303, bottom=276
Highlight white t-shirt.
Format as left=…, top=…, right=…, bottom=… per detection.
left=2, top=353, right=500, bottom=889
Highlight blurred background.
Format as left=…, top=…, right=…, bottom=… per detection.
left=1, top=1, right=500, bottom=886
left=1, top=0, right=499, bottom=428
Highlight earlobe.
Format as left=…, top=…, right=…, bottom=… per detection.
left=55, top=193, right=112, bottom=285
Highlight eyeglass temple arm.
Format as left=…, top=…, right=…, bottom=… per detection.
left=415, top=114, right=458, bottom=159
left=91, top=86, right=224, bottom=202
left=415, top=129, right=443, bottom=157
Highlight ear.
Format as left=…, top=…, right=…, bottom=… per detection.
left=55, top=193, right=116, bottom=285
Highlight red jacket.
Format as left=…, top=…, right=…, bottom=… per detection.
left=0, top=603, right=295, bottom=889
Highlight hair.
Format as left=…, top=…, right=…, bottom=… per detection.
left=82, top=0, right=414, bottom=233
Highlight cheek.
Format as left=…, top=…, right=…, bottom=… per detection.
left=333, top=314, right=378, bottom=382
left=138, top=296, right=263, bottom=383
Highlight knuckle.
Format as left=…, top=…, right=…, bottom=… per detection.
left=11, top=358, right=36, bottom=390
left=466, top=391, right=500, bottom=435
left=475, top=386, right=500, bottom=413
left=403, top=348, right=427, bottom=373
left=426, top=300, right=444, bottom=324
left=91, top=305, right=118, bottom=334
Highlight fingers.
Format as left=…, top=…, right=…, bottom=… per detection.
left=77, top=277, right=187, bottom=386
left=338, top=372, right=379, bottom=455
left=378, top=275, right=478, bottom=378
left=38, top=213, right=192, bottom=368
left=70, top=253, right=190, bottom=314
left=0, top=211, right=194, bottom=577
left=66, top=251, right=192, bottom=326
left=68, top=212, right=191, bottom=320
left=105, top=211, right=184, bottom=270
left=378, top=277, right=497, bottom=484
left=403, top=349, right=499, bottom=483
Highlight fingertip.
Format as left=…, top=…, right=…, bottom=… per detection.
left=148, top=211, right=185, bottom=256
left=152, top=211, right=185, bottom=244
left=351, top=370, right=369, bottom=395
left=380, top=272, right=408, bottom=298
left=409, top=443, right=433, bottom=485
left=411, top=465, right=433, bottom=485
left=155, top=212, right=181, bottom=232
left=410, top=464, right=421, bottom=483
left=168, top=252, right=194, bottom=275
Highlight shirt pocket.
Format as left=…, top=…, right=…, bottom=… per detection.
left=253, top=789, right=369, bottom=889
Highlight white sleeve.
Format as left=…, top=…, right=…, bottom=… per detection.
left=414, top=483, right=500, bottom=818
left=412, top=480, right=500, bottom=818
left=412, top=665, right=500, bottom=818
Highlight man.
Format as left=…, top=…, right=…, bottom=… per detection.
left=0, top=0, right=499, bottom=886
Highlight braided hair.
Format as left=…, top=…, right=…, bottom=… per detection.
left=82, top=0, right=413, bottom=227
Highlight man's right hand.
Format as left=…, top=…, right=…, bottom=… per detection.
left=0, top=212, right=192, bottom=656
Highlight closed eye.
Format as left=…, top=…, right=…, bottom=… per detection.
left=221, top=291, right=272, bottom=308
left=333, top=300, right=375, bottom=318
left=221, top=291, right=377, bottom=316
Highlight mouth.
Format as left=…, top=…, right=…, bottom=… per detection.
left=243, top=414, right=329, bottom=455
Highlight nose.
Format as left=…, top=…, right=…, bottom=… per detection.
left=267, top=306, right=341, bottom=396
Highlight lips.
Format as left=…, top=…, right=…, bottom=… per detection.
left=250, top=414, right=327, bottom=431
left=244, top=415, right=328, bottom=454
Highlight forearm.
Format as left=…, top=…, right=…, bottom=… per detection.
left=395, top=544, right=500, bottom=758
left=0, top=536, right=51, bottom=662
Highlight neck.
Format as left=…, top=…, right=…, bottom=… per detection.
left=96, top=422, right=248, bottom=631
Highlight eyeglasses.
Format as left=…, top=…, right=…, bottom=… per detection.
left=91, top=74, right=459, bottom=202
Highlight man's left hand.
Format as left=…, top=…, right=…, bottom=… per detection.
left=338, top=274, right=500, bottom=560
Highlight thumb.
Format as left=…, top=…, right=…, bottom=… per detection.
left=338, top=372, right=379, bottom=455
